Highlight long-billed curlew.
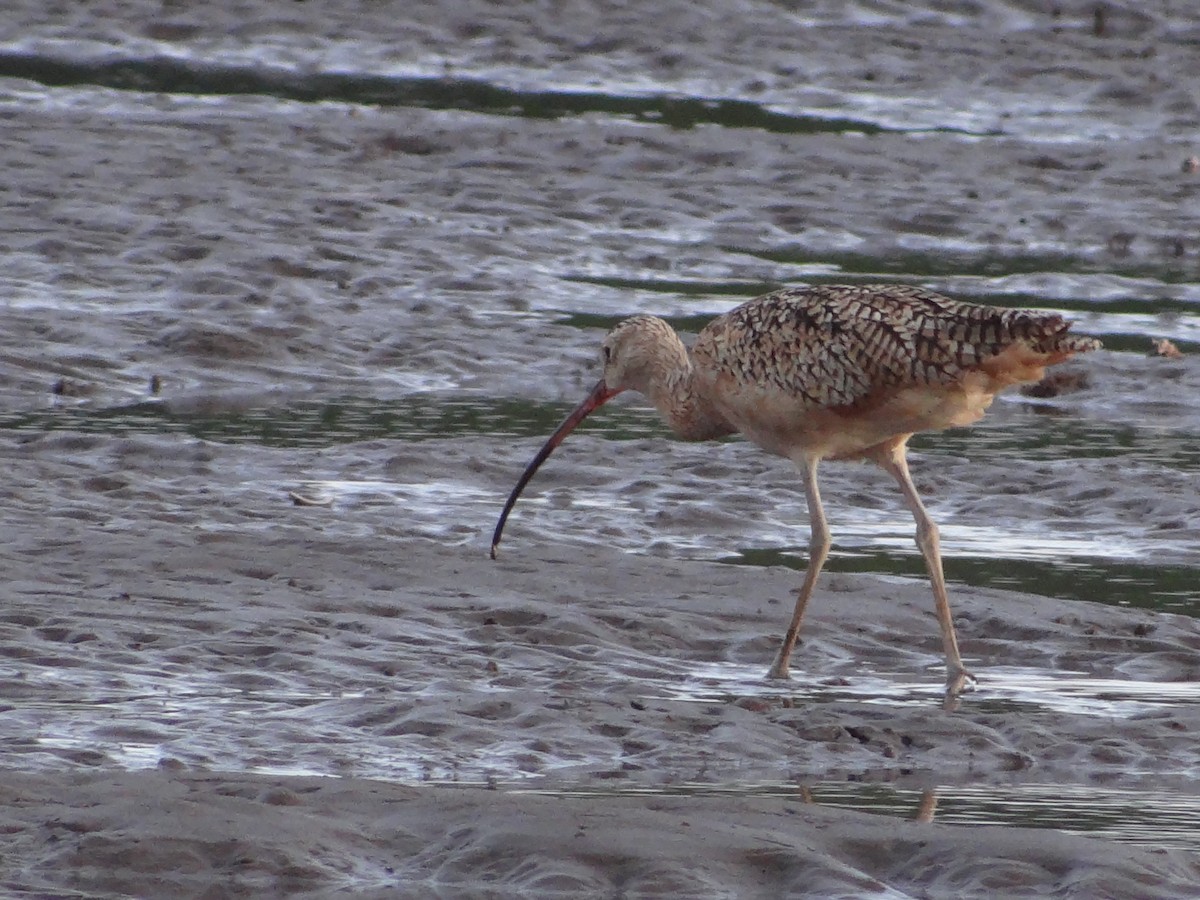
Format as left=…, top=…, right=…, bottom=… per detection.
left=491, top=285, right=1101, bottom=696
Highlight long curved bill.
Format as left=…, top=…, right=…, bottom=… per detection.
left=490, top=378, right=622, bottom=559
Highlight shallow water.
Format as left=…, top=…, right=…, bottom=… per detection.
left=670, top=661, right=1200, bottom=718
left=9, top=648, right=1200, bottom=781
left=2, top=1, right=1200, bottom=879
left=10, top=394, right=1196, bottom=617
left=520, top=780, right=1200, bottom=853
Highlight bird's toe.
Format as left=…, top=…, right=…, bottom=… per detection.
left=945, top=665, right=977, bottom=698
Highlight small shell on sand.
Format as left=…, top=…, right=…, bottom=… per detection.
left=1149, top=338, right=1184, bottom=359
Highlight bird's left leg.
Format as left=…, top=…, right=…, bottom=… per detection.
left=767, top=454, right=830, bottom=679
left=871, top=439, right=975, bottom=697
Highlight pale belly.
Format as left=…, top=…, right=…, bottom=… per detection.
left=712, top=375, right=1000, bottom=462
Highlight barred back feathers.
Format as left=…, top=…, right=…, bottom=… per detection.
left=692, top=285, right=1100, bottom=411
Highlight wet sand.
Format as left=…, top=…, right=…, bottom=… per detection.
left=2, top=511, right=1200, bottom=895
left=6, top=769, right=1200, bottom=898
left=2, top=0, right=1200, bottom=897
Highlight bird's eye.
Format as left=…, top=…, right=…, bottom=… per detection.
left=603, top=346, right=612, bottom=362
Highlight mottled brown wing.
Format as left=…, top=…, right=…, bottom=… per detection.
left=694, top=284, right=1080, bottom=410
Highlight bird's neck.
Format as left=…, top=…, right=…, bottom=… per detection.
left=651, top=356, right=736, bottom=442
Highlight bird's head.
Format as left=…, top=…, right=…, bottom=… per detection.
left=600, top=315, right=684, bottom=395
left=489, top=314, right=687, bottom=559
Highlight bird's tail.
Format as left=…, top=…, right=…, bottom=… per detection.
left=973, top=310, right=1101, bottom=386
left=1019, top=312, right=1103, bottom=359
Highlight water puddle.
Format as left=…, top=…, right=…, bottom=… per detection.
left=8, top=678, right=385, bottom=779
left=20, top=665, right=1198, bottom=795
left=9, top=393, right=1193, bottom=614
left=0, top=394, right=669, bottom=447
left=291, top=478, right=494, bottom=509
left=9, top=391, right=1199, bottom=459
left=726, top=549, right=1199, bottom=615
left=564, top=265, right=1200, bottom=306
left=513, top=780, right=1200, bottom=852
left=8, top=645, right=1200, bottom=855
left=555, top=268, right=1200, bottom=355
left=662, top=661, right=1200, bottom=717
left=3, top=32, right=1190, bottom=144
left=0, top=51, right=918, bottom=136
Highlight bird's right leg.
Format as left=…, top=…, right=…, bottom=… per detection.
left=767, top=455, right=830, bottom=679
left=871, top=441, right=975, bottom=698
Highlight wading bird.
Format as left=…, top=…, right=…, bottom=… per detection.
left=491, top=285, right=1101, bottom=696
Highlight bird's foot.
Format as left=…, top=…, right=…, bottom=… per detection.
left=943, top=664, right=977, bottom=708
left=765, top=655, right=792, bottom=681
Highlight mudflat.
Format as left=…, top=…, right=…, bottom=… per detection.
left=2, top=1, right=1199, bottom=896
